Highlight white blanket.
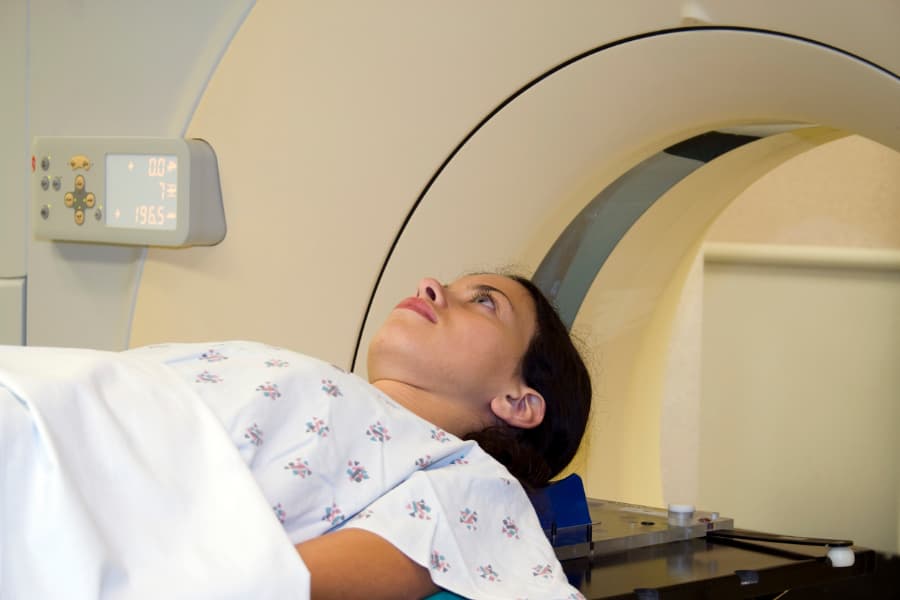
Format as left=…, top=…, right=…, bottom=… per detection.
left=1, top=342, right=582, bottom=600
left=0, top=346, right=309, bottom=599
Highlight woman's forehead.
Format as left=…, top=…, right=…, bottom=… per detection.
left=450, top=274, right=534, bottom=311
left=450, top=273, right=520, bottom=292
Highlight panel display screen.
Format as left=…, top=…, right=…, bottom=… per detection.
left=105, top=154, right=178, bottom=230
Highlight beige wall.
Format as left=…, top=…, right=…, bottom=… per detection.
left=701, top=254, right=899, bottom=553
left=661, top=135, right=900, bottom=552
left=706, top=135, right=900, bottom=249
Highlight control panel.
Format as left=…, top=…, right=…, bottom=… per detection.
left=32, top=137, right=226, bottom=247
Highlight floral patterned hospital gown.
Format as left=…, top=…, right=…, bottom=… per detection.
left=129, top=341, right=583, bottom=600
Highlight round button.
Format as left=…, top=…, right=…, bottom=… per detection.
left=74, top=209, right=85, bottom=225
left=41, top=156, right=50, bottom=171
left=52, top=176, right=62, bottom=191
left=64, top=192, right=74, bottom=207
left=94, top=208, right=103, bottom=221
left=85, top=192, right=95, bottom=208
left=40, top=205, right=50, bottom=220
left=74, top=175, right=85, bottom=191
left=40, top=176, right=50, bottom=191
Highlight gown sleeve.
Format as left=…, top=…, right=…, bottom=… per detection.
left=342, top=448, right=584, bottom=600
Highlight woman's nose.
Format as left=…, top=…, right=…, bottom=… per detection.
left=417, top=277, right=446, bottom=307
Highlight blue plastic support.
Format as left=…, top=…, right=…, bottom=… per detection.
left=527, top=473, right=592, bottom=547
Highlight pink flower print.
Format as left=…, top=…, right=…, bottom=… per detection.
left=569, top=593, right=586, bottom=600
left=244, top=423, right=263, bottom=446
left=414, top=455, right=432, bottom=469
left=321, top=379, right=342, bottom=397
left=477, top=564, right=501, bottom=582
left=406, top=499, right=432, bottom=520
left=450, top=456, right=469, bottom=465
left=195, top=370, right=222, bottom=383
left=200, top=349, right=228, bottom=362
left=322, top=503, right=345, bottom=526
left=366, top=421, right=391, bottom=443
left=265, top=358, right=289, bottom=368
left=430, top=428, right=451, bottom=443
left=306, top=417, right=330, bottom=437
left=284, top=458, right=312, bottom=478
left=273, top=503, right=286, bottom=524
left=354, top=509, right=374, bottom=521
left=459, top=508, right=478, bottom=531
left=430, top=551, right=450, bottom=573
left=256, top=381, right=281, bottom=400
left=346, top=460, right=369, bottom=483
left=502, top=517, right=520, bottom=539
left=532, top=563, right=554, bottom=579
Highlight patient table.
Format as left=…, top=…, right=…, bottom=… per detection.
left=536, top=476, right=900, bottom=599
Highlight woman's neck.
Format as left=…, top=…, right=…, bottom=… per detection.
left=369, top=378, right=490, bottom=438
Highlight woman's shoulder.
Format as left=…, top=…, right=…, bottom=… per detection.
left=125, top=340, right=333, bottom=370
left=126, top=340, right=360, bottom=415
left=126, top=340, right=362, bottom=387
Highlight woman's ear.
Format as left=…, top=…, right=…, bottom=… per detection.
left=489, top=388, right=545, bottom=429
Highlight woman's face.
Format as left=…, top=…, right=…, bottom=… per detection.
left=368, top=274, right=537, bottom=412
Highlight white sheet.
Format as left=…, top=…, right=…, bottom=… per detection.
left=0, top=345, right=309, bottom=599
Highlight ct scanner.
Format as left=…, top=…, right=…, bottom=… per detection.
left=4, top=1, right=900, bottom=594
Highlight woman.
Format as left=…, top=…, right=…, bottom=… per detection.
left=2, top=273, right=590, bottom=600
left=295, top=273, right=592, bottom=599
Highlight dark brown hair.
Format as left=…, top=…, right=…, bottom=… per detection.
left=465, top=275, right=592, bottom=488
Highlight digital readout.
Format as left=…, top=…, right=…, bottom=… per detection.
left=105, top=154, right=178, bottom=230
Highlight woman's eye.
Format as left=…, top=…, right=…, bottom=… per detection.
left=473, top=292, right=496, bottom=310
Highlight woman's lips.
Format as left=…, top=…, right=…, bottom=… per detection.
left=395, top=297, right=437, bottom=323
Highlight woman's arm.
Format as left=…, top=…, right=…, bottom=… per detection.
left=296, top=528, right=440, bottom=600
